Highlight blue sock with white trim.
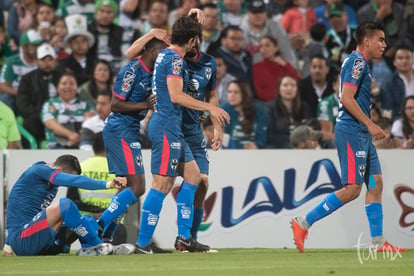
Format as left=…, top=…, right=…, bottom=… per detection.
left=177, top=181, right=198, bottom=240
left=98, top=188, right=137, bottom=228
left=365, top=203, right=383, bottom=238
left=305, top=192, right=343, bottom=226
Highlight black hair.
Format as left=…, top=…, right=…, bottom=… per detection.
left=355, top=21, right=384, bottom=45
left=92, top=133, right=105, bottom=154
left=171, top=16, right=202, bottom=46
left=54, top=154, right=82, bottom=175
left=310, top=23, right=327, bottom=42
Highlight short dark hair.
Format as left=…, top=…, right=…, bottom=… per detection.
left=221, top=25, right=242, bottom=39
left=310, top=23, right=327, bottom=42
left=171, top=16, right=202, bottom=46
left=92, top=133, right=105, bottom=154
left=355, top=21, right=384, bottom=45
left=54, top=154, right=82, bottom=175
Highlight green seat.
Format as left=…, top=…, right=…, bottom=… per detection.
left=16, top=116, right=38, bottom=149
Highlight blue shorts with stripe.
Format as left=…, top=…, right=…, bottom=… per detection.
left=148, top=114, right=194, bottom=176
left=103, top=118, right=145, bottom=176
left=6, top=209, right=69, bottom=256
left=335, top=126, right=381, bottom=187
left=185, top=132, right=209, bottom=175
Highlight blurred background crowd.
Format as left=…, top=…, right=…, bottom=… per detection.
left=1, top=0, right=414, bottom=151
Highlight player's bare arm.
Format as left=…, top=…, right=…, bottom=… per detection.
left=125, top=29, right=170, bottom=60
left=340, top=85, right=385, bottom=140
left=111, top=94, right=156, bottom=113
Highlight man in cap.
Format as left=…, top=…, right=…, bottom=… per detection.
left=88, top=0, right=124, bottom=72
left=57, top=14, right=95, bottom=86
left=290, top=125, right=322, bottom=149
left=314, top=0, right=357, bottom=29
left=16, top=43, right=61, bottom=148
left=240, top=0, right=298, bottom=67
left=0, top=30, right=42, bottom=111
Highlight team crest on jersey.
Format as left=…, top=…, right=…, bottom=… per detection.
left=352, top=59, right=364, bottom=79
left=172, top=57, right=183, bottom=75
left=171, top=159, right=179, bottom=171
left=135, top=155, right=143, bottom=167
left=122, top=71, right=135, bottom=92
left=359, top=165, right=366, bottom=177
left=205, top=68, right=212, bottom=80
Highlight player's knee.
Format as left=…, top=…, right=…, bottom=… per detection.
left=130, top=184, right=146, bottom=197
left=200, top=176, right=209, bottom=190
left=59, top=198, right=80, bottom=220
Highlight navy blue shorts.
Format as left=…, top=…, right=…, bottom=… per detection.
left=185, top=132, right=209, bottom=175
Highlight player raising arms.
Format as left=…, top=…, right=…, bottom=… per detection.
left=134, top=16, right=229, bottom=254
left=97, top=31, right=169, bottom=249
left=291, top=22, right=406, bottom=253
left=3, top=154, right=127, bottom=256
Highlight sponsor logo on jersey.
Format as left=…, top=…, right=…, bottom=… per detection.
left=188, top=78, right=200, bottom=92
left=170, top=142, right=181, bottom=149
left=172, top=57, right=183, bottom=75
left=122, top=71, right=135, bottom=92
left=130, top=142, right=141, bottom=149
left=352, top=59, right=364, bottom=79
left=355, top=151, right=366, bottom=158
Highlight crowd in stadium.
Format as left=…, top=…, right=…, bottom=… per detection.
left=1, top=0, right=414, bottom=150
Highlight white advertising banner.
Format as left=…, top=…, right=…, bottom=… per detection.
left=2, top=149, right=414, bottom=249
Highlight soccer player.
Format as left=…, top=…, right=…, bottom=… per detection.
left=97, top=34, right=167, bottom=247
left=134, top=16, right=229, bottom=254
left=3, top=154, right=129, bottom=256
left=291, top=21, right=406, bottom=253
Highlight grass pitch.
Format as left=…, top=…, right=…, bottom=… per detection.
left=0, top=248, right=412, bottom=276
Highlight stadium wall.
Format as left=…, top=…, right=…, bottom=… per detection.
left=1, top=149, right=413, bottom=249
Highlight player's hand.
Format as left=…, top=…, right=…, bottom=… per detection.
left=208, top=106, right=230, bottom=127
left=188, top=8, right=205, bottom=25
left=368, top=122, right=386, bottom=141
left=376, top=4, right=392, bottom=19
left=146, top=94, right=157, bottom=109
left=149, top=28, right=170, bottom=46
left=211, top=125, right=223, bottom=151
left=107, top=177, right=127, bottom=189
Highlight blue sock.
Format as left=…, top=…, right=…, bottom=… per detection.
left=177, top=181, right=198, bottom=240
left=191, top=208, right=204, bottom=240
left=79, top=215, right=100, bottom=247
left=305, top=193, right=343, bottom=226
left=137, top=188, right=165, bottom=247
left=102, top=215, right=122, bottom=240
left=365, top=203, right=383, bottom=238
left=98, top=188, right=137, bottom=228
left=59, top=198, right=101, bottom=246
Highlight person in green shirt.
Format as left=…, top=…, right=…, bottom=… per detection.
left=0, top=101, right=21, bottom=149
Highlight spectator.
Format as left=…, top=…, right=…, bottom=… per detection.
left=216, top=26, right=253, bottom=92
left=0, top=101, right=21, bottom=149
left=134, top=0, right=169, bottom=38
left=314, top=0, right=357, bottom=29
left=49, top=17, right=69, bottom=60
left=0, top=24, right=13, bottom=70
left=391, top=95, right=414, bottom=149
left=302, top=22, right=329, bottom=77
left=7, top=0, right=40, bottom=51
left=374, top=118, right=397, bottom=149
left=252, top=35, right=301, bottom=103
left=119, top=0, right=144, bottom=56
left=79, top=59, right=113, bottom=106
left=0, top=29, right=42, bottom=111
left=168, top=0, right=199, bottom=27
left=220, top=79, right=267, bottom=149
left=41, top=72, right=95, bottom=149
left=33, top=3, right=55, bottom=42
left=266, top=0, right=290, bottom=22
left=280, top=0, right=317, bottom=57
left=217, top=0, right=247, bottom=27
left=16, top=43, right=60, bottom=149
left=316, top=70, right=339, bottom=148
left=88, top=0, right=124, bottom=72
left=57, top=14, right=95, bottom=86
left=58, top=0, right=96, bottom=24
left=290, top=125, right=322, bottom=149
left=200, top=3, right=221, bottom=52
left=240, top=0, right=299, bottom=67
left=79, top=91, right=112, bottom=151
left=357, top=0, right=409, bottom=63
left=298, top=54, right=333, bottom=118
left=211, top=51, right=235, bottom=104
left=381, top=45, right=414, bottom=121
left=265, top=75, right=311, bottom=148
left=325, top=2, right=357, bottom=70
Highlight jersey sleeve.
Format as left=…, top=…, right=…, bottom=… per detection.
left=113, top=64, right=140, bottom=101
left=41, top=100, right=57, bottom=122
left=342, top=56, right=366, bottom=90
left=0, top=58, right=13, bottom=83
left=208, top=56, right=217, bottom=94
left=166, top=54, right=184, bottom=80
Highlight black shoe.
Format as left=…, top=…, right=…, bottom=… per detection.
left=134, top=244, right=153, bottom=254
left=150, top=242, right=172, bottom=254
left=174, top=236, right=210, bottom=252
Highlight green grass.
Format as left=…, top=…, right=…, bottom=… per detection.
left=0, top=249, right=412, bottom=276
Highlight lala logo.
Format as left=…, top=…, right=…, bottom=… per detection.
left=394, top=184, right=414, bottom=234
left=171, top=186, right=216, bottom=232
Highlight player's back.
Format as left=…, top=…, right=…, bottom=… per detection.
left=6, top=162, right=58, bottom=230
left=182, top=52, right=217, bottom=137
left=336, top=51, right=371, bottom=133
left=110, top=58, right=153, bottom=126
left=152, top=48, right=188, bottom=123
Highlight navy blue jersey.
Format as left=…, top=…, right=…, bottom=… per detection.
left=182, top=52, right=217, bottom=137
left=6, top=162, right=106, bottom=231
left=110, top=58, right=153, bottom=126
left=336, top=51, right=371, bottom=133
left=152, top=48, right=189, bottom=126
